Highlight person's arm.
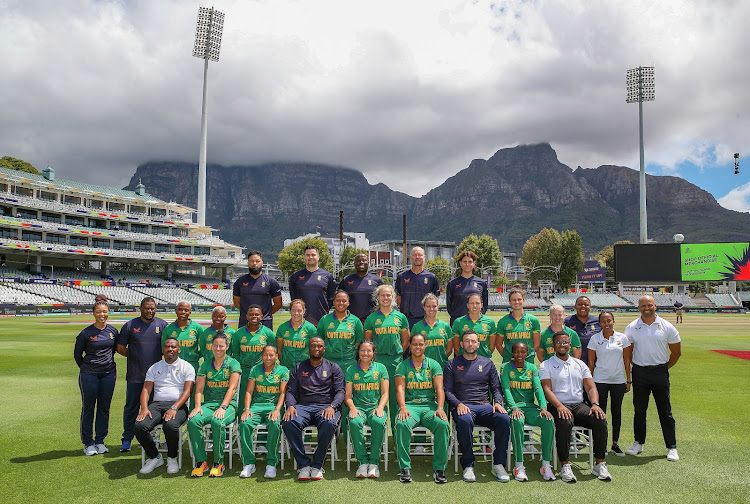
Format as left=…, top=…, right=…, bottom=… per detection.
left=395, top=376, right=409, bottom=420
left=213, top=371, right=241, bottom=420
left=270, top=278, right=282, bottom=315
left=540, top=378, right=571, bottom=419
left=233, top=295, right=241, bottom=310
left=444, top=281, right=453, bottom=318
left=288, top=274, right=298, bottom=301
left=240, top=377, right=256, bottom=421
left=232, top=279, right=241, bottom=309
left=283, top=365, right=299, bottom=420
left=136, top=381, right=154, bottom=421
left=442, top=362, right=460, bottom=409
left=189, top=376, right=206, bottom=418
left=481, top=282, right=489, bottom=314
left=115, top=322, right=129, bottom=357
left=488, top=332, right=496, bottom=357
left=375, top=378, right=389, bottom=417
left=431, top=276, right=440, bottom=296
left=530, top=369, right=552, bottom=420
left=270, top=295, right=282, bottom=315
left=73, top=331, right=86, bottom=367
left=116, top=344, right=128, bottom=357
left=667, top=341, right=681, bottom=368
left=495, top=329, right=505, bottom=356
left=623, top=345, right=633, bottom=392
left=445, top=336, right=453, bottom=358
left=432, top=375, right=448, bottom=420
left=489, top=363, right=506, bottom=414
left=344, top=381, right=358, bottom=418
left=583, top=377, right=605, bottom=419
left=400, top=327, right=410, bottom=351
left=533, top=330, right=543, bottom=363
left=330, top=363, right=346, bottom=409
left=587, top=348, right=596, bottom=376
left=268, top=380, right=287, bottom=422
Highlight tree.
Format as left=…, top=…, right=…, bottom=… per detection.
left=338, top=245, right=368, bottom=277
left=559, top=230, right=584, bottom=288
left=595, top=240, right=633, bottom=279
left=520, top=228, right=561, bottom=286
left=456, top=234, right=502, bottom=277
left=0, top=156, right=40, bottom=175
left=277, top=238, right=334, bottom=278
left=425, top=256, right=452, bottom=286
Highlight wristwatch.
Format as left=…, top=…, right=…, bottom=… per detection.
left=592, top=402, right=600, bottom=407
left=170, top=405, right=178, bottom=411
left=220, top=405, right=228, bottom=410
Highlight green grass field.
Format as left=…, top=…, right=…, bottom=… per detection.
left=2, top=311, right=749, bottom=504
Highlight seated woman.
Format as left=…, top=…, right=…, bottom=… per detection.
left=345, top=340, right=389, bottom=479
left=187, top=333, right=241, bottom=477
left=238, top=344, right=289, bottom=479
left=394, top=333, right=450, bottom=484
left=501, top=341, right=555, bottom=482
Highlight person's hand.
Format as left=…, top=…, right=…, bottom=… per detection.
left=136, top=408, right=151, bottom=422
left=163, top=408, right=176, bottom=422
left=268, top=409, right=280, bottom=422
left=590, top=404, right=606, bottom=420
left=374, top=407, right=385, bottom=418
left=557, top=405, right=573, bottom=420
left=456, top=403, right=470, bottom=416
left=213, top=407, right=226, bottom=420
left=434, top=408, right=448, bottom=421
left=540, top=409, right=553, bottom=421
left=349, top=407, right=360, bottom=420
left=625, top=382, right=631, bottom=393
left=398, top=407, right=411, bottom=421
left=510, top=409, right=524, bottom=420
left=283, top=406, right=297, bottom=421
left=322, top=406, right=336, bottom=420
left=188, top=406, right=202, bottom=419
left=493, top=403, right=507, bottom=415
left=241, top=410, right=252, bottom=422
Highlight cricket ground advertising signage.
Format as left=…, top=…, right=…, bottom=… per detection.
left=681, top=243, right=750, bottom=281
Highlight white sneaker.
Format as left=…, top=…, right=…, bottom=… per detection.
left=356, top=463, right=369, bottom=478
left=239, top=464, right=256, bottom=478
left=492, top=464, right=510, bottom=482
left=310, top=467, right=324, bottom=480
left=625, top=441, right=644, bottom=455
left=95, top=443, right=108, bottom=454
left=166, top=457, right=179, bottom=474
left=83, top=445, right=98, bottom=456
left=264, top=466, right=277, bottom=479
left=298, top=466, right=311, bottom=481
left=462, top=466, right=476, bottom=482
left=667, top=448, right=679, bottom=461
left=560, top=463, right=577, bottom=483
left=540, top=464, right=556, bottom=481
left=257, top=445, right=268, bottom=453
left=414, top=445, right=426, bottom=454
left=592, top=461, right=612, bottom=481
left=513, top=465, right=528, bottom=482
left=140, top=454, right=164, bottom=474
left=367, top=464, right=380, bottom=478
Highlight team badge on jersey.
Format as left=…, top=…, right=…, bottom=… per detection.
left=474, top=282, right=478, bottom=288
left=368, top=280, right=372, bottom=285
left=284, top=331, right=290, bottom=337
left=322, top=370, right=327, bottom=377
left=510, top=371, right=515, bottom=378
left=208, top=371, right=213, bottom=379
left=463, top=325, right=469, bottom=332
left=506, top=324, right=512, bottom=330
left=424, top=369, right=431, bottom=378
left=354, top=373, right=360, bottom=380
left=439, top=328, right=445, bottom=336
left=373, top=371, right=378, bottom=378
left=242, top=337, right=247, bottom=344
left=408, top=371, right=415, bottom=378
left=301, top=331, right=307, bottom=337
left=478, top=365, right=483, bottom=372
left=525, top=322, right=531, bottom=330
left=482, top=324, right=488, bottom=332
left=190, top=330, right=195, bottom=336
left=262, top=281, right=266, bottom=287
left=395, top=319, right=402, bottom=327
left=274, top=375, right=280, bottom=382
left=156, top=327, right=160, bottom=334
left=526, top=370, right=532, bottom=378
left=424, top=278, right=428, bottom=284
left=376, top=319, right=382, bottom=325
left=317, top=275, right=322, bottom=281
left=257, top=375, right=264, bottom=381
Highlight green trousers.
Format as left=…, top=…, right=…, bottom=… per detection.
left=348, top=405, right=388, bottom=465
left=187, top=401, right=236, bottom=465
left=510, top=407, right=554, bottom=463
left=329, top=358, right=356, bottom=437
left=238, top=403, right=282, bottom=466
left=187, top=360, right=200, bottom=409
left=375, top=354, right=402, bottom=430
left=394, top=404, right=449, bottom=471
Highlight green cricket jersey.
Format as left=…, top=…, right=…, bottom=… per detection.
left=317, top=312, right=365, bottom=363
left=198, top=325, right=236, bottom=361
left=496, top=312, right=541, bottom=364
left=232, top=324, right=275, bottom=370
left=364, top=310, right=409, bottom=356
left=395, top=357, right=443, bottom=406
left=248, top=363, right=289, bottom=405
left=276, top=320, right=316, bottom=370
left=412, top=319, right=452, bottom=368
left=162, top=320, right=203, bottom=363
left=452, top=314, right=496, bottom=358
left=540, top=326, right=581, bottom=361
left=500, top=361, right=547, bottom=410
left=198, top=356, right=242, bottom=404
left=346, top=361, right=388, bottom=408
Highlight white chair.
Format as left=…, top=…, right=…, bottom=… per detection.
left=506, top=424, right=544, bottom=470
left=248, top=422, right=287, bottom=470
left=188, top=421, right=238, bottom=469
left=346, top=422, right=389, bottom=471
left=453, top=425, right=494, bottom=472
left=141, top=423, right=188, bottom=469
left=290, top=425, right=338, bottom=471
left=409, top=426, right=436, bottom=456
left=566, top=426, right=594, bottom=470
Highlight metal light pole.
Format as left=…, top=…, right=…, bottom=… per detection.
left=626, top=66, right=655, bottom=244
left=192, top=6, right=225, bottom=227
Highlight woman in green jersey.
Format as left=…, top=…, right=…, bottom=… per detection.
left=276, top=299, right=317, bottom=370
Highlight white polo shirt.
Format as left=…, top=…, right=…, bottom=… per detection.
left=624, top=315, right=680, bottom=367
left=538, top=355, right=591, bottom=405
left=145, top=357, right=196, bottom=402
left=587, top=331, right=631, bottom=384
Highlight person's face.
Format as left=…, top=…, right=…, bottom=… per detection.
left=512, top=343, right=528, bottom=364
left=309, top=338, right=325, bottom=358
left=358, top=343, right=374, bottom=364
left=423, top=299, right=438, bottom=318
left=333, top=292, right=349, bottom=313
left=467, top=296, right=482, bottom=315
left=140, top=301, right=156, bottom=322
left=575, top=298, right=591, bottom=318
left=378, top=288, right=393, bottom=308
left=354, top=254, right=369, bottom=274
left=290, top=303, right=305, bottom=321
left=261, top=347, right=277, bottom=367
left=212, top=309, right=227, bottom=328
left=460, top=255, right=475, bottom=274
left=304, top=248, right=319, bottom=267
left=461, top=334, right=480, bottom=355
left=553, top=336, right=571, bottom=358
left=175, top=303, right=191, bottom=321
left=510, top=293, right=524, bottom=310
left=599, top=313, right=615, bottom=331
left=410, top=248, right=425, bottom=266
left=163, top=339, right=180, bottom=361
left=638, top=297, right=656, bottom=318
left=248, top=254, right=263, bottom=274
left=410, top=336, right=426, bottom=357
left=549, top=307, right=565, bottom=325
left=212, top=337, right=228, bottom=358
left=246, top=308, right=262, bottom=327
left=94, top=304, right=109, bottom=324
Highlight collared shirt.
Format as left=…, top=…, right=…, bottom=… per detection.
left=346, top=361, right=389, bottom=408
left=496, top=311, right=540, bottom=364
left=146, top=357, right=196, bottom=402
left=587, top=331, right=631, bottom=384
left=74, top=323, right=118, bottom=375
left=338, top=272, right=383, bottom=322
left=538, top=355, right=591, bottom=405
left=624, top=315, right=680, bottom=366
left=443, top=355, right=502, bottom=408
left=286, top=359, right=345, bottom=408
left=232, top=272, right=282, bottom=327
left=500, top=361, right=547, bottom=410
left=445, top=275, right=489, bottom=322
left=161, top=320, right=202, bottom=363
left=317, top=312, right=365, bottom=363
left=452, top=314, right=496, bottom=359
left=564, top=314, right=601, bottom=366
left=395, top=357, right=444, bottom=407
left=231, top=324, right=275, bottom=369
left=198, top=356, right=242, bottom=405
left=394, top=269, right=439, bottom=319
left=364, top=310, right=409, bottom=357
left=412, top=319, right=453, bottom=369
left=288, top=267, right=337, bottom=325
left=117, top=316, right=168, bottom=383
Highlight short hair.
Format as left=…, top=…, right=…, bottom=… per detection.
left=246, top=304, right=263, bottom=314
left=140, top=296, right=156, bottom=307
left=163, top=336, right=179, bottom=347
left=247, top=250, right=263, bottom=258
left=290, top=298, right=306, bottom=310
left=461, top=329, right=479, bottom=341
left=511, top=341, right=528, bottom=352
left=304, top=244, right=319, bottom=253
left=334, top=289, right=350, bottom=301
left=552, top=331, right=571, bottom=344
left=575, top=296, right=591, bottom=305
left=466, top=292, right=482, bottom=304
left=309, top=335, right=324, bottom=345
left=176, top=300, right=191, bottom=309
left=421, top=292, right=439, bottom=307
left=212, top=305, right=227, bottom=315
left=456, top=250, right=478, bottom=264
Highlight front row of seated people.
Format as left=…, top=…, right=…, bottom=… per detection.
left=134, top=327, right=611, bottom=483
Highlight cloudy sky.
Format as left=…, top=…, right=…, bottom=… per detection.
left=2, top=0, right=749, bottom=210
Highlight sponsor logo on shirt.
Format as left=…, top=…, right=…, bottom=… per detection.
left=133, top=327, right=140, bottom=333
left=506, top=324, right=513, bottom=330
left=404, top=279, right=410, bottom=283
left=457, top=365, right=464, bottom=370
left=242, top=282, right=249, bottom=286
left=328, top=322, right=335, bottom=328
left=408, top=371, right=415, bottom=378
left=208, top=371, right=213, bottom=379
left=257, top=374, right=264, bottom=380
left=302, top=371, right=309, bottom=377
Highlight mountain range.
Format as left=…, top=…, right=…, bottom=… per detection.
left=124, top=143, right=750, bottom=258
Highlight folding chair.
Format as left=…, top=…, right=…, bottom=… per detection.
left=506, top=424, right=544, bottom=470
left=291, top=425, right=339, bottom=471
left=141, top=423, right=188, bottom=469
left=453, top=425, right=493, bottom=472
left=248, top=422, right=287, bottom=470
left=566, top=426, right=594, bottom=470
left=189, top=420, right=238, bottom=469
left=346, top=421, right=389, bottom=471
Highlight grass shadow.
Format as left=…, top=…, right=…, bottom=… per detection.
left=102, top=458, right=143, bottom=480
left=10, top=449, right=83, bottom=463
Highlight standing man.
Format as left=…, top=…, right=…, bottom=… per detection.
left=564, top=296, right=600, bottom=366
left=233, top=250, right=282, bottom=329
left=539, top=331, right=611, bottom=483
left=395, top=247, right=440, bottom=329
left=282, top=336, right=345, bottom=481
left=624, top=295, right=681, bottom=462
left=134, top=337, right=195, bottom=474
left=162, top=301, right=203, bottom=407
left=444, top=330, right=511, bottom=483
left=289, top=245, right=337, bottom=325
left=338, top=252, right=383, bottom=323
left=198, top=306, right=236, bottom=361
left=115, top=296, right=168, bottom=452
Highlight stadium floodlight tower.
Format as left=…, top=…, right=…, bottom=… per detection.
left=626, top=66, right=655, bottom=244
left=192, top=6, right=225, bottom=227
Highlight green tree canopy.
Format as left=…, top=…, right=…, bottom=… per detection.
left=338, top=245, right=368, bottom=277
left=425, top=255, right=452, bottom=286
left=277, top=238, right=334, bottom=278
left=595, top=240, right=634, bottom=279
left=0, top=156, right=40, bottom=175
left=559, top=230, right=584, bottom=287
left=456, top=234, right=502, bottom=277
left=520, top=227, right=584, bottom=287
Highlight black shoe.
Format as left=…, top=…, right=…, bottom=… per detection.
left=400, top=469, right=412, bottom=483
left=433, top=470, right=447, bottom=484
left=611, top=444, right=625, bottom=457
